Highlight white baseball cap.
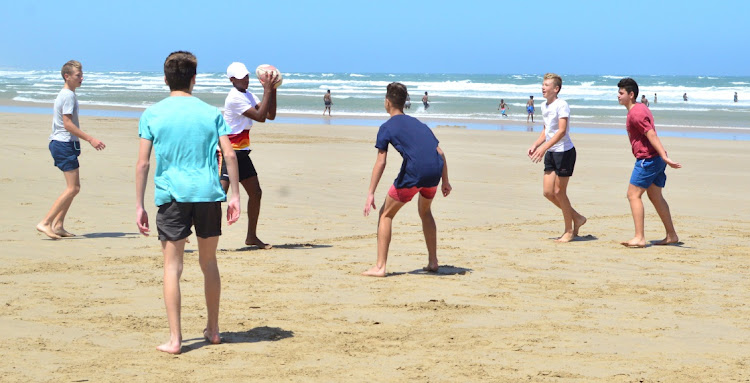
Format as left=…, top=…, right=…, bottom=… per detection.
left=226, top=62, right=249, bottom=79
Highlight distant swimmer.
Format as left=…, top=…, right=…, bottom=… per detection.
left=683, top=93, right=688, bottom=102
left=641, top=95, right=649, bottom=107
left=735, top=92, right=738, bottom=102
left=653, top=93, right=657, bottom=104
left=323, top=90, right=332, bottom=116
left=422, top=91, right=430, bottom=110
left=498, top=99, right=509, bottom=117
left=405, top=93, right=411, bottom=109
left=526, top=95, right=535, bottom=122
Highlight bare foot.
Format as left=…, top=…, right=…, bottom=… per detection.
left=203, top=328, right=221, bottom=345
left=245, top=237, right=272, bottom=249
left=556, top=232, right=575, bottom=243
left=362, top=266, right=386, bottom=277
left=36, top=223, right=61, bottom=240
left=53, top=228, right=76, bottom=237
left=620, top=238, right=647, bottom=248
left=573, top=215, right=587, bottom=237
left=156, top=340, right=182, bottom=355
left=422, top=263, right=439, bottom=273
left=653, top=235, right=679, bottom=245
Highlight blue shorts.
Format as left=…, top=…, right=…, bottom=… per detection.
left=630, top=156, right=667, bottom=189
left=49, top=140, right=81, bottom=172
left=527, top=106, right=534, bottom=114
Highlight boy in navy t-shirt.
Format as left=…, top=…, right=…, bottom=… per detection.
left=362, top=82, right=452, bottom=277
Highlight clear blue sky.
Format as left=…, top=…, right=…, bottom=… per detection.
left=1, top=0, right=748, bottom=75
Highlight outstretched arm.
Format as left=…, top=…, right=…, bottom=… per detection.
left=437, top=146, right=451, bottom=197
left=645, top=130, right=681, bottom=168
left=364, top=149, right=388, bottom=216
left=135, top=138, right=152, bottom=236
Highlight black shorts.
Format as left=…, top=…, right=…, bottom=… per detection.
left=543, top=147, right=576, bottom=177
left=220, top=149, right=257, bottom=182
left=156, top=201, right=222, bottom=241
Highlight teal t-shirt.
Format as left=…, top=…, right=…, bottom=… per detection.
left=138, top=96, right=231, bottom=206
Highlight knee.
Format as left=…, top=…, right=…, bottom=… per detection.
left=553, top=188, right=566, bottom=200
left=543, top=190, right=556, bottom=201
left=68, top=184, right=81, bottom=196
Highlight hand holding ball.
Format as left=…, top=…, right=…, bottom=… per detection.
left=256, top=64, right=282, bottom=89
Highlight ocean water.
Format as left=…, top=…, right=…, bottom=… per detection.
left=1, top=70, right=749, bottom=134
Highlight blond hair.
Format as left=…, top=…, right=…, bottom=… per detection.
left=61, top=60, right=82, bottom=80
left=543, top=73, right=562, bottom=92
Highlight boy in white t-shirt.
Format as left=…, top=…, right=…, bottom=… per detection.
left=221, top=62, right=278, bottom=249
left=527, top=73, right=586, bottom=242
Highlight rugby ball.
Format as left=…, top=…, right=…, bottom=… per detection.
left=255, top=64, right=283, bottom=88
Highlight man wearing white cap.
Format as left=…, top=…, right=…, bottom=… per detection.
left=221, top=62, right=278, bottom=249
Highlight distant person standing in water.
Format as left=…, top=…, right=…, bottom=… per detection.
left=641, top=95, right=649, bottom=107
left=405, top=93, right=411, bottom=109
left=422, top=92, right=430, bottom=110
left=526, top=95, right=535, bottom=122
left=734, top=92, right=738, bottom=102
left=498, top=99, right=509, bottom=117
left=323, top=90, right=332, bottom=116
left=653, top=93, right=657, bottom=104
left=683, top=93, right=688, bottom=102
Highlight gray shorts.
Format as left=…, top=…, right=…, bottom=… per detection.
left=156, top=201, right=222, bottom=241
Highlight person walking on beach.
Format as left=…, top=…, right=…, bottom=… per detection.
left=362, top=82, right=451, bottom=277
left=498, top=99, right=509, bottom=117
left=136, top=51, right=241, bottom=354
left=422, top=91, right=430, bottom=110
left=527, top=73, right=586, bottom=243
left=36, top=60, right=106, bottom=240
left=641, top=95, right=649, bottom=107
left=654, top=93, right=657, bottom=104
left=734, top=92, right=738, bottom=102
left=617, top=78, right=681, bottom=248
left=683, top=93, right=688, bottom=102
left=323, top=90, right=332, bottom=116
left=526, top=95, right=535, bottom=122
left=222, top=62, right=278, bottom=249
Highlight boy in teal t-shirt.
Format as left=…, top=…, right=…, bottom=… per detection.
left=135, top=51, right=240, bottom=354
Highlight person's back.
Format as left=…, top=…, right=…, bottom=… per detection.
left=140, top=97, right=227, bottom=204
left=378, top=114, right=444, bottom=187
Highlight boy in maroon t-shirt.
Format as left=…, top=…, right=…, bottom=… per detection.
left=617, top=78, right=682, bottom=248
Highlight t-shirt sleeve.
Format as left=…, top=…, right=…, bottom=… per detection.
left=138, top=112, right=153, bottom=141
left=61, top=92, right=76, bottom=115
left=558, top=101, right=570, bottom=119
left=633, top=107, right=654, bottom=134
left=374, top=125, right=390, bottom=151
left=216, top=111, right=231, bottom=136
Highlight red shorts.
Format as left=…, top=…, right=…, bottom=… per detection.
left=388, top=184, right=438, bottom=203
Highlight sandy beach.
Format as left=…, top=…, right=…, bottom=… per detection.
left=1, top=112, right=749, bottom=382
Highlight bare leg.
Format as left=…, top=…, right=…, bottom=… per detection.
left=37, top=169, right=80, bottom=239
left=197, top=236, right=221, bottom=344
left=157, top=239, right=186, bottom=354
left=362, top=196, right=405, bottom=277
left=242, top=176, right=271, bottom=249
left=646, top=185, right=679, bottom=245
left=418, top=195, right=438, bottom=272
left=622, top=184, right=647, bottom=248
left=542, top=172, right=586, bottom=241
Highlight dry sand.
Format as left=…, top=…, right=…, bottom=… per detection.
left=1, top=112, right=749, bottom=382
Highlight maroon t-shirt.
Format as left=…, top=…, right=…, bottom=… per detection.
left=626, top=103, right=659, bottom=159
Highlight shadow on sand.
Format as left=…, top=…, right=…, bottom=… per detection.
left=234, top=243, right=332, bottom=251
left=77, top=232, right=140, bottom=239
left=389, top=265, right=473, bottom=277
left=546, top=234, right=599, bottom=242
left=181, top=326, right=294, bottom=353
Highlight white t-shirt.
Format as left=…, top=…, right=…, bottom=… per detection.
left=223, top=88, right=260, bottom=150
left=541, top=98, right=574, bottom=152
left=50, top=89, right=79, bottom=142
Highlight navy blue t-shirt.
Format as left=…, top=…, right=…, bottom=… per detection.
left=375, top=114, right=444, bottom=189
